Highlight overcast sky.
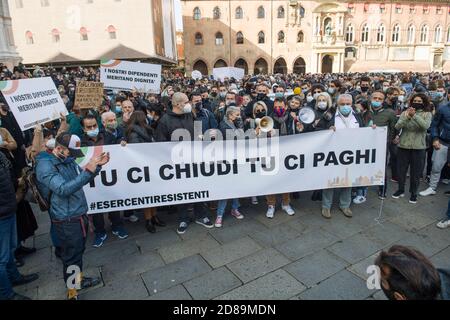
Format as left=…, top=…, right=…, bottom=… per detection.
left=175, top=0, right=183, bottom=31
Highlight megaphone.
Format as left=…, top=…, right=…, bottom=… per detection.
left=255, top=116, right=274, bottom=133
left=297, top=107, right=316, bottom=125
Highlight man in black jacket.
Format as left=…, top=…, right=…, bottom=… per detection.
left=155, top=92, right=214, bottom=234
left=0, top=152, right=38, bottom=300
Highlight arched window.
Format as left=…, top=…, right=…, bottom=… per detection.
left=107, top=25, right=117, bottom=39
left=297, top=31, right=304, bottom=43
left=215, top=32, right=224, bottom=45
left=213, top=6, right=220, bottom=20
left=434, top=25, right=442, bottom=43
left=51, top=28, right=60, bottom=43
left=345, top=25, right=354, bottom=42
left=236, top=31, right=244, bottom=44
left=194, top=32, right=203, bottom=45
left=193, top=7, right=201, bottom=20
left=377, top=24, right=385, bottom=42
left=392, top=24, right=400, bottom=43
left=235, top=6, right=243, bottom=19
left=407, top=24, right=415, bottom=44
left=80, top=27, right=88, bottom=41
left=25, top=30, right=34, bottom=44
left=258, top=31, right=265, bottom=44
left=361, top=24, right=369, bottom=42
left=299, top=6, right=305, bottom=18
left=278, top=31, right=285, bottom=43
left=277, top=6, right=285, bottom=19
left=420, top=25, right=428, bottom=43
left=257, top=6, right=265, bottom=19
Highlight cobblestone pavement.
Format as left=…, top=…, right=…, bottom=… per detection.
left=15, top=180, right=450, bottom=300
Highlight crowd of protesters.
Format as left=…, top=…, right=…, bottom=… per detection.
left=1, top=62, right=450, bottom=300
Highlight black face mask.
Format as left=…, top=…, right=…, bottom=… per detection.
left=195, top=102, right=203, bottom=110
left=210, top=92, right=217, bottom=97
left=202, top=97, right=209, bottom=103
left=256, top=93, right=266, bottom=101
left=233, top=117, right=243, bottom=127
left=411, top=103, right=424, bottom=110
left=255, top=111, right=266, bottom=119
left=361, top=86, right=369, bottom=92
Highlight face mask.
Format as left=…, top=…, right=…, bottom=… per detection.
left=211, top=92, right=218, bottom=98
left=233, top=117, right=242, bottom=126
left=87, top=128, right=99, bottom=138
left=195, top=102, right=203, bottom=110
left=255, top=111, right=266, bottom=119
left=202, top=98, right=209, bottom=103
left=317, top=101, right=328, bottom=110
left=339, top=105, right=353, bottom=116
left=371, top=101, right=382, bottom=109
left=411, top=103, right=424, bottom=110
left=302, top=89, right=308, bottom=94
left=327, top=88, right=335, bottom=95
left=183, top=103, right=192, bottom=113
left=106, top=122, right=118, bottom=130
left=383, top=87, right=389, bottom=93
left=275, top=92, right=284, bottom=99
left=360, top=86, right=369, bottom=92
left=313, top=93, right=320, bottom=100
left=115, top=106, right=122, bottom=113
left=219, top=92, right=226, bottom=99
left=45, top=138, right=56, bottom=150
left=256, top=93, right=266, bottom=101
left=0, top=134, right=3, bottom=146
left=306, top=95, right=314, bottom=103
left=274, top=107, right=286, bottom=117
left=398, top=95, right=405, bottom=103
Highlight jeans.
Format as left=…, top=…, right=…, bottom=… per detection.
left=178, top=203, right=208, bottom=224
left=356, top=187, right=368, bottom=197
left=429, top=144, right=448, bottom=190
left=322, top=188, right=352, bottom=209
left=53, top=215, right=88, bottom=284
left=92, top=212, right=123, bottom=235
left=389, top=143, right=399, bottom=180
left=217, top=199, right=240, bottom=217
left=0, top=215, right=22, bottom=300
left=397, top=148, right=426, bottom=196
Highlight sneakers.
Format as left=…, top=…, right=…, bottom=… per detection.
left=266, top=205, right=275, bottom=219
left=124, top=214, right=139, bottom=223
left=282, top=205, right=295, bottom=216
left=112, top=226, right=129, bottom=239
left=353, top=195, right=366, bottom=204
left=195, top=217, right=214, bottom=229
left=445, top=191, right=450, bottom=196
left=437, top=219, right=450, bottom=229
left=390, top=177, right=398, bottom=183
left=231, top=209, right=244, bottom=220
left=442, top=179, right=449, bottom=185
left=12, top=273, right=39, bottom=287
left=92, top=233, right=107, bottom=248
left=419, top=187, right=436, bottom=197
left=81, top=276, right=102, bottom=290
left=215, top=216, right=223, bottom=228
left=340, top=207, right=353, bottom=218
left=321, top=208, right=331, bottom=219
left=392, top=190, right=405, bottom=199
left=251, top=196, right=258, bottom=205
left=177, top=222, right=188, bottom=234
left=409, top=194, right=418, bottom=204
left=378, top=191, right=387, bottom=200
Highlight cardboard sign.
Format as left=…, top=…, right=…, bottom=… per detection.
left=75, top=81, right=104, bottom=109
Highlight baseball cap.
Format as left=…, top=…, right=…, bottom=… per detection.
left=55, top=132, right=84, bottom=158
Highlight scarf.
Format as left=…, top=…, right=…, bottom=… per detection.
left=273, top=113, right=289, bottom=136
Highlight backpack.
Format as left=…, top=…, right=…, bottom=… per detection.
left=22, top=167, right=51, bottom=212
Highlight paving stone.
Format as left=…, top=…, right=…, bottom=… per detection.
left=298, top=270, right=372, bottom=300
left=346, top=252, right=381, bottom=281
left=372, top=290, right=388, bottom=300
left=275, top=229, right=339, bottom=260
left=227, top=248, right=290, bottom=283
left=327, top=233, right=386, bottom=264
left=80, top=275, right=148, bottom=300
left=147, top=285, right=192, bottom=300
left=200, top=236, right=262, bottom=269
left=184, top=267, right=242, bottom=300
left=389, top=212, right=436, bottom=232
left=101, top=251, right=165, bottom=280
left=253, top=208, right=301, bottom=228
left=133, top=229, right=181, bottom=253
left=248, top=222, right=302, bottom=247
left=394, top=232, right=450, bottom=258
left=362, top=221, right=415, bottom=246
left=210, top=219, right=268, bottom=244
left=158, top=233, right=221, bottom=264
left=84, top=240, right=139, bottom=268
left=431, top=247, right=450, bottom=269
left=141, top=255, right=212, bottom=295
left=283, top=250, right=349, bottom=287
left=216, top=269, right=306, bottom=300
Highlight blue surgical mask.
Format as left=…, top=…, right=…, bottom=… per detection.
left=275, top=92, right=284, bottom=98
left=371, top=101, right=382, bottom=109
left=340, top=105, right=353, bottom=116
left=87, top=128, right=99, bottom=138
left=115, top=106, right=122, bottom=113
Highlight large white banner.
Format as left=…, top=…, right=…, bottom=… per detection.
left=0, top=77, right=67, bottom=131
left=213, top=67, right=245, bottom=81
left=79, top=127, right=387, bottom=214
left=100, top=59, right=161, bottom=93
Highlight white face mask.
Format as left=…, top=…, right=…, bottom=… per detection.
left=45, top=138, right=56, bottom=150
left=0, top=134, right=3, bottom=146
left=306, top=95, right=314, bottom=103
left=398, top=95, right=405, bottom=102
left=183, top=103, right=192, bottom=114
left=317, top=101, right=328, bottom=110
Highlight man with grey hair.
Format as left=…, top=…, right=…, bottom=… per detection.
left=155, top=92, right=214, bottom=234
left=321, top=93, right=365, bottom=219
left=101, top=111, right=125, bottom=145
